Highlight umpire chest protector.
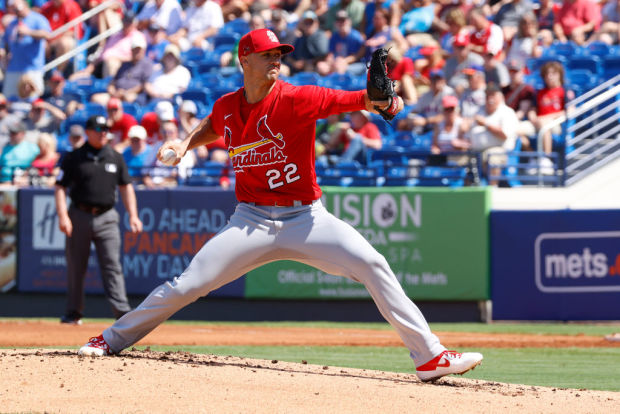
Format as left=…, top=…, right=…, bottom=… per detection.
left=57, top=142, right=130, bottom=208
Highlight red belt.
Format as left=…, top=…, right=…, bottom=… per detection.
left=244, top=200, right=315, bottom=207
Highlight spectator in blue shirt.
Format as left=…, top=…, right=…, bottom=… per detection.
left=398, top=0, right=437, bottom=49
left=1, top=0, right=51, bottom=100
left=0, top=120, right=40, bottom=184
left=122, top=125, right=158, bottom=188
left=317, top=10, right=366, bottom=76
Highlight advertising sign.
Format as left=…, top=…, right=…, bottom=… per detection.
left=17, top=188, right=244, bottom=297
left=245, top=187, right=490, bottom=300
left=491, top=210, right=620, bottom=320
left=0, top=189, right=17, bottom=292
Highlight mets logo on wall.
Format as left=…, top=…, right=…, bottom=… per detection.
left=228, top=115, right=287, bottom=172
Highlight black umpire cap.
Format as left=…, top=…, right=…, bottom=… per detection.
left=85, top=115, right=109, bottom=131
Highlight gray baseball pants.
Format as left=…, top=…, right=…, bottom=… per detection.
left=103, top=200, right=446, bottom=367
left=66, top=206, right=131, bottom=319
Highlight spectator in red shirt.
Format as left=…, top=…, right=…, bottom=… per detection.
left=140, top=100, right=176, bottom=145
left=553, top=0, right=602, bottom=45
left=524, top=61, right=573, bottom=155
left=385, top=43, right=418, bottom=106
left=468, top=6, right=504, bottom=58
left=107, top=97, right=138, bottom=152
left=321, top=110, right=382, bottom=165
left=40, top=0, right=84, bottom=73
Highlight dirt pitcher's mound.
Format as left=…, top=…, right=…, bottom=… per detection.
left=1, top=349, right=618, bottom=414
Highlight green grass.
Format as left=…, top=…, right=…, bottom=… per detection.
left=140, top=344, right=620, bottom=391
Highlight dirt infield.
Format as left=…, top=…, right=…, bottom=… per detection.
left=1, top=321, right=619, bottom=413
left=1, top=320, right=620, bottom=348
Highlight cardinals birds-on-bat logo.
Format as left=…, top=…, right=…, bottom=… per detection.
left=228, top=115, right=287, bottom=171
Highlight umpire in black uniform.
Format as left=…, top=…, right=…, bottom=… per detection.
left=54, top=115, right=143, bottom=324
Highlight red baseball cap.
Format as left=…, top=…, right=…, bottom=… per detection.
left=107, top=97, right=122, bottom=109
left=238, top=29, right=294, bottom=60
left=453, top=32, right=470, bottom=47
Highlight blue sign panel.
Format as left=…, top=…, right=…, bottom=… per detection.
left=491, top=210, right=620, bottom=320
left=18, top=188, right=244, bottom=297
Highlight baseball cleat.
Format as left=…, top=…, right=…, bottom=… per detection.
left=416, top=350, right=483, bottom=382
left=78, top=334, right=113, bottom=357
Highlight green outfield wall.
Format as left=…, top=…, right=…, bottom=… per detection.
left=246, top=187, right=491, bottom=300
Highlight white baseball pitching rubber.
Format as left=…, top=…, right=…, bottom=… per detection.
left=161, top=149, right=177, bottom=166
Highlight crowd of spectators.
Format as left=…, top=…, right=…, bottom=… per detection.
left=0, top=0, right=617, bottom=188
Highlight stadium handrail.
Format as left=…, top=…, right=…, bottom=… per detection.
left=42, top=0, right=123, bottom=73
left=535, top=74, right=620, bottom=186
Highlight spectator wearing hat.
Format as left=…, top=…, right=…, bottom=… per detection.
left=502, top=59, right=535, bottom=122
left=40, top=0, right=84, bottom=74
left=398, top=69, right=455, bottom=134
left=122, top=125, right=158, bottom=188
left=137, top=0, right=183, bottom=36
left=1, top=0, right=51, bottom=100
left=269, top=9, right=296, bottom=50
left=287, top=10, right=329, bottom=74
left=54, top=115, right=142, bottom=325
left=42, top=70, right=81, bottom=117
left=107, top=97, right=138, bottom=152
left=144, top=44, right=191, bottom=102
left=152, top=120, right=196, bottom=186
left=460, top=65, right=487, bottom=119
left=168, top=0, right=224, bottom=51
left=413, top=45, right=445, bottom=89
left=506, top=13, right=542, bottom=64
left=432, top=94, right=469, bottom=155
left=323, top=0, right=366, bottom=32
left=364, top=8, right=409, bottom=59
left=70, top=11, right=148, bottom=80
left=316, top=10, right=366, bottom=76
left=140, top=100, right=176, bottom=144
left=536, top=0, right=560, bottom=47
left=91, top=36, right=153, bottom=106
left=0, top=94, right=23, bottom=151
left=321, top=109, right=382, bottom=165
left=23, top=98, right=66, bottom=143
left=444, top=32, right=485, bottom=95
left=468, top=6, right=504, bottom=58
left=0, top=120, right=40, bottom=184
left=67, top=124, right=85, bottom=150
left=463, top=84, right=520, bottom=184
left=553, top=0, right=601, bottom=45
left=483, top=50, right=510, bottom=89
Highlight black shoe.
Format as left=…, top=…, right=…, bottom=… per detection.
left=60, top=313, right=82, bottom=325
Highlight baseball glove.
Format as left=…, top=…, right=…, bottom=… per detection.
left=367, top=47, right=399, bottom=121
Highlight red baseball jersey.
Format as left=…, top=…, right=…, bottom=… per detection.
left=210, top=80, right=366, bottom=204
left=536, top=86, right=565, bottom=116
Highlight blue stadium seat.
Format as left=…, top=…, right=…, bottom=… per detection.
left=419, top=166, right=466, bottom=187
left=567, top=69, right=598, bottom=96
left=122, top=102, right=142, bottom=120
left=84, top=102, right=106, bottom=117
left=289, top=72, right=321, bottom=86
left=581, top=41, right=610, bottom=58
left=184, top=162, right=228, bottom=186
left=220, top=18, right=250, bottom=35
left=543, top=41, right=578, bottom=58
left=384, top=165, right=420, bottom=186
left=181, top=47, right=207, bottom=64
left=527, top=56, right=567, bottom=74
left=566, top=56, right=601, bottom=77
left=180, top=88, right=211, bottom=104
left=601, top=56, right=620, bottom=80
left=213, top=33, right=240, bottom=49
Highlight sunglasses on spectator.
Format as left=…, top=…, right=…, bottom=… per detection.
left=443, top=107, right=456, bottom=112
left=93, top=126, right=109, bottom=132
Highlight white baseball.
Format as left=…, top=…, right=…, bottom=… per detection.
left=161, top=148, right=177, bottom=166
